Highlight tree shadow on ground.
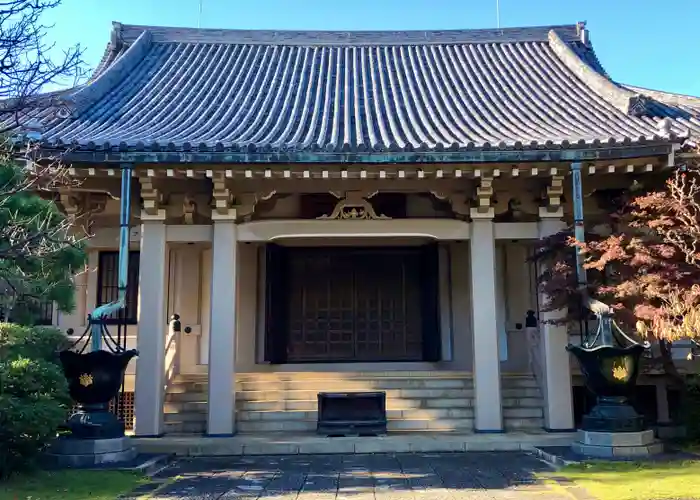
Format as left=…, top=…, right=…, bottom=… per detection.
left=147, top=452, right=560, bottom=499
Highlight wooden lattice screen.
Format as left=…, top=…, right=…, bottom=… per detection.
left=109, top=391, right=135, bottom=431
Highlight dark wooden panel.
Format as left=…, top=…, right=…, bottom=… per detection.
left=286, top=247, right=425, bottom=362
left=265, top=244, right=290, bottom=363
left=420, top=243, right=441, bottom=362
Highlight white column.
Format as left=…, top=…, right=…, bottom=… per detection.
left=470, top=214, right=503, bottom=432
left=207, top=216, right=238, bottom=436
left=134, top=212, right=168, bottom=437
left=538, top=216, right=575, bottom=431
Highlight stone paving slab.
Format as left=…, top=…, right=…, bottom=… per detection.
left=141, top=452, right=579, bottom=500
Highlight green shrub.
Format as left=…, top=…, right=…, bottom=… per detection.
left=0, top=323, right=70, bottom=362
left=0, top=323, right=69, bottom=479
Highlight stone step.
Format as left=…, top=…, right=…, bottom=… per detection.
left=165, top=397, right=476, bottom=413
left=176, top=371, right=473, bottom=382
left=164, top=421, right=207, bottom=434
left=502, top=407, right=543, bottom=419
left=174, top=379, right=473, bottom=392
left=504, top=417, right=544, bottom=430
left=501, top=397, right=543, bottom=408
left=165, top=388, right=476, bottom=403
left=165, top=412, right=211, bottom=423
left=237, top=418, right=474, bottom=433
left=237, top=407, right=475, bottom=422
left=500, top=377, right=540, bottom=389
left=164, top=413, right=474, bottom=432
left=500, top=388, right=541, bottom=398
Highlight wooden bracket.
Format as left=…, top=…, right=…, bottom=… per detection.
left=470, top=177, right=495, bottom=219
left=539, top=175, right=564, bottom=218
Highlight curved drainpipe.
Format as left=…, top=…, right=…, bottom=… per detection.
left=90, top=164, right=132, bottom=351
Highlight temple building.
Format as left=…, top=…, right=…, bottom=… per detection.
left=25, top=21, right=700, bottom=448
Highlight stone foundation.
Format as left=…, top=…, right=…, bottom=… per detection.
left=572, top=429, right=663, bottom=458
left=45, top=436, right=137, bottom=468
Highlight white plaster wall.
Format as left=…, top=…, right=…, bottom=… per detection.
left=448, top=242, right=473, bottom=371
left=499, top=241, right=538, bottom=374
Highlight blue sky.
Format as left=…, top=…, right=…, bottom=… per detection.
left=44, top=0, right=699, bottom=96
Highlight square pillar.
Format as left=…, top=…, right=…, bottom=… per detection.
left=134, top=211, right=168, bottom=437
left=470, top=213, right=503, bottom=432
left=538, top=215, right=575, bottom=431
left=207, top=216, right=238, bottom=436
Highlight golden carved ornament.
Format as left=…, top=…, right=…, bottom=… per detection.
left=318, top=191, right=389, bottom=220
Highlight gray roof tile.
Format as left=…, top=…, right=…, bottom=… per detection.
left=27, top=22, right=696, bottom=153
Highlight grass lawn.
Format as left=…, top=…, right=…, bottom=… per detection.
left=542, top=460, right=700, bottom=500
left=0, top=469, right=150, bottom=500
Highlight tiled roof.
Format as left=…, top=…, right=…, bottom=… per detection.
left=622, top=84, right=700, bottom=146
left=21, top=22, right=696, bottom=154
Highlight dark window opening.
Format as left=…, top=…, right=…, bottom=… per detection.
left=96, top=251, right=140, bottom=324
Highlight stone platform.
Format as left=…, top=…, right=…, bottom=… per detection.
left=133, top=431, right=576, bottom=456
left=571, top=429, right=663, bottom=458
left=45, top=436, right=137, bottom=467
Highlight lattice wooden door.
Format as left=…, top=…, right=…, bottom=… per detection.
left=286, top=247, right=424, bottom=362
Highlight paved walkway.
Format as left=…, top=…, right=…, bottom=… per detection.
left=130, top=452, right=590, bottom=500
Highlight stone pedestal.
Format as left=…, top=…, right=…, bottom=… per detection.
left=45, top=436, right=137, bottom=468
left=572, top=429, right=663, bottom=458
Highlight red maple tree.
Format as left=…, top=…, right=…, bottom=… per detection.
left=532, top=153, right=700, bottom=382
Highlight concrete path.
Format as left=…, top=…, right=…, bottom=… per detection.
left=130, top=452, right=590, bottom=500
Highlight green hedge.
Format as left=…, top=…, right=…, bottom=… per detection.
left=0, top=324, right=71, bottom=479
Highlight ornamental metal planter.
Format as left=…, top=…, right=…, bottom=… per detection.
left=59, top=347, right=138, bottom=439
left=568, top=343, right=646, bottom=432
left=567, top=301, right=649, bottom=432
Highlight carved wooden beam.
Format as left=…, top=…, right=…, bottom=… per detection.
left=58, top=190, right=82, bottom=217
left=429, top=191, right=470, bottom=220
left=318, top=191, right=389, bottom=220
left=234, top=190, right=277, bottom=222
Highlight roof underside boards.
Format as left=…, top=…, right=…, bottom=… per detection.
left=26, top=23, right=696, bottom=155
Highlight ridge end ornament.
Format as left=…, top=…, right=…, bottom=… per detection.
left=318, top=191, right=390, bottom=220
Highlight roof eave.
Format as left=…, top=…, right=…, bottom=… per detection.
left=38, top=142, right=676, bottom=165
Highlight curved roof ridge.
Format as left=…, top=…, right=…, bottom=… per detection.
left=66, top=29, right=153, bottom=116
left=114, top=22, right=581, bottom=46
left=547, top=29, right=644, bottom=115
left=622, top=83, right=700, bottom=106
